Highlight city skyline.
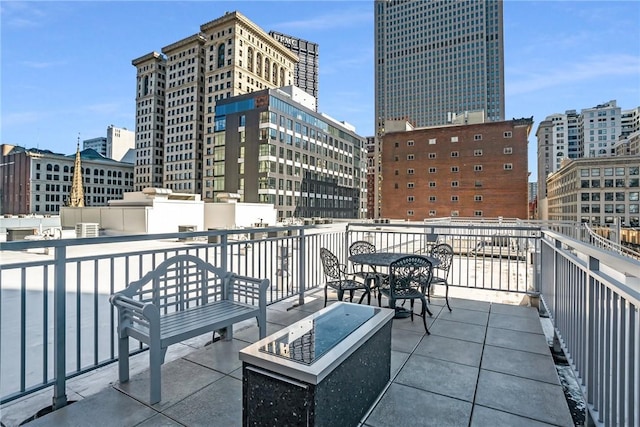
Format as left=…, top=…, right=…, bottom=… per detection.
left=2, top=1, right=639, bottom=181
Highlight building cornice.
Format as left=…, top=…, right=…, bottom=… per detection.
left=162, top=33, right=206, bottom=54
left=200, top=11, right=298, bottom=63
left=132, top=51, right=165, bottom=66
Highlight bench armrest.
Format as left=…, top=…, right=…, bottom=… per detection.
left=228, top=274, right=268, bottom=306
left=110, top=293, right=160, bottom=337
left=110, top=293, right=145, bottom=312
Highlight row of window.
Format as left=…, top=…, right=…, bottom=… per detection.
left=397, top=164, right=513, bottom=175
left=580, top=178, right=640, bottom=188
left=580, top=204, right=639, bottom=214
left=406, top=195, right=484, bottom=202
left=580, top=166, right=639, bottom=177
left=405, top=210, right=483, bottom=217
left=403, top=131, right=512, bottom=146
left=396, top=147, right=512, bottom=161
left=39, top=164, right=132, bottom=178
left=581, top=192, right=639, bottom=201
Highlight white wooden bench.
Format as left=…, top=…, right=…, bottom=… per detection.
left=109, top=254, right=268, bottom=404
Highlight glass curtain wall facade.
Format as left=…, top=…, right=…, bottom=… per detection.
left=206, top=89, right=366, bottom=219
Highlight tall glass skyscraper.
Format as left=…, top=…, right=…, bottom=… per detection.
left=374, top=0, right=505, bottom=132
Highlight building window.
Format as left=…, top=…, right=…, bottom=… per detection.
left=474, top=134, right=482, bottom=141
left=474, top=165, right=483, bottom=171
left=429, top=196, right=436, bottom=202
left=451, top=181, right=459, bottom=187
left=451, top=166, right=459, bottom=172
left=407, top=154, right=415, bottom=160
left=451, top=210, right=459, bottom=217
left=394, top=155, right=399, bottom=161
left=475, top=195, right=483, bottom=201
left=504, top=163, right=513, bottom=170
left=429, top=210, right=436, bottom=216
left=429, top=138, right=436, bottom=144
left=429, top=167, right=436, bottom=173
left=395, top=169, right=399, bottom=175
left=407, top=196, right=415, bottom=202
left=429, top=182, right=436, bottom=187
left=407, top=168, right=414, bottom=175
left=474, top=211, right=483, bottom=216
left=451, top=136, right=458, bottom=142
left=407, top=182, right=414, bottom=188
left=504, top=147, right=513, bottom=154
left=429, top=153, right=436, bottom=159
left=504, top=131, right=512, bottom=138
left=407, top=210, right=414, bottom=216
left=474, top=149, right=483, bottom=156
left=407, top=140, right=414, bottom=146
left=451, top=196, right=459, bottom=202
left=451, top=151, right=459, bottom=157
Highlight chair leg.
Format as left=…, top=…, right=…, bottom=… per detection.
left=422, top=303, right=430, bottom=335
left=338, top=289, right=345, bottom=301
left=357, top=289, right=368, bottom=305
left=445, top=283, right=452, bottom=311
left=324, top=285, right=328, bottom=307
left=349, top=289, right=355, bottom=302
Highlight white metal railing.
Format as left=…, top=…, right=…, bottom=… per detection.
left=0, top=222, right=536, bottom=408
left=2, top=220, right=638, bottom=427
left=540, top=229, right=640, bottom=427
left=584, top=223, right=640, bottom=261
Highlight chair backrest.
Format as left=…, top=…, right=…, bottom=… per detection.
left=349, top=240, right=376, bottom=256
left=389, top=255, right=433, bottom=297
left=430, top=243, right=454, bottom=275
left=320, top=247, right=341, bottom=280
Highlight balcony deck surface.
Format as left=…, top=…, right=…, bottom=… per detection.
left=7, top=289, right=573, bottom=427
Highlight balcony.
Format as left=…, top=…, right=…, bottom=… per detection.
left=1, top=220, right=638, bottom=426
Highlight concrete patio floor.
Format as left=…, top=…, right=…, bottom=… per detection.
left=5, top=289, right=574, bottom=427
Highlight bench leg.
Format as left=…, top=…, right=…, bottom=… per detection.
left=149, top=345, right=162, bottom=405
left=258, top=316, right=266, bottom=339
left=117, top=335, right=130, bottom=383
left=219, top=326, right=233, bottom=341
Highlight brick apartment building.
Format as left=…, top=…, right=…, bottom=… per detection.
left=380, top=118, right=533, bottom=220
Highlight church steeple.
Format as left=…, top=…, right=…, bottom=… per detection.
left=69, top=136, right=85, bottom=207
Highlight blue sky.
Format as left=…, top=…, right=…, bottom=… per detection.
left=1, top=1, right=639, bottom=181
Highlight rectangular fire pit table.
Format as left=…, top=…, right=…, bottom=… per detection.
left=239, top=302, right=394, bottom=427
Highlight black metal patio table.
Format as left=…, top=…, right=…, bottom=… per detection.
left=348, top=252, right=440, bottom=318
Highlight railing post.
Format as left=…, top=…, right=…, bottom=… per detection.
left=298, top=229, right=306, bottom=307
left=52, top=245, right=68, bottom=410
left=221, top=233, right=228, bottom=272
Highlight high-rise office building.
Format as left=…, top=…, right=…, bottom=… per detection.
left=132, top=52, right=166, bottom=191
left=374, top=0, right=505, bottom=131
left=269, top=31, right=319, bottom=106
left=132, top=11, right=298, bottom=195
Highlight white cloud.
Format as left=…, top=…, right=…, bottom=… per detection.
left=1, top=111, right=42, bottom=128
left=20, top=60, right=65, bottom=69
left=274, top=8, right=372, bottom=31
left=507, top=53, right=640, bottom=96
left=1, top=1, right=47, bottom=28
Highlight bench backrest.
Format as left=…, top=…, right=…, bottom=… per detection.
left=119, top=254, right=231, bottom=314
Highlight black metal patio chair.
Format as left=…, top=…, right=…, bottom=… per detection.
left=348, top=240, right=385, bottom=299
left=320, top=247, right=371, bottom=307
left=428, top=243, right=454, bottom=311
left=378, top=255, right=433, bottom=334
